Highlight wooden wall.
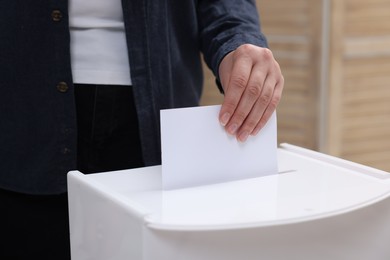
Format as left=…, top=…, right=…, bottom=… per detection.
left=328, top=0, right=390, bottom=171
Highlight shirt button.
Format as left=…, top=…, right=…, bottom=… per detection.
left=62, top=148, right=71, bottom=155
left=57, top=82, right=69, bottom=93
left=51, top=10, right=63, bottom=22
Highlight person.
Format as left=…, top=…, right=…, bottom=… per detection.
left=0, top=0, right=284, bottom=259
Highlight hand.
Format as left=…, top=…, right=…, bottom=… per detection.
left=218, top=44, right=284, bottom=142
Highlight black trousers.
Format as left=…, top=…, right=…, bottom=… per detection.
left=1, top=189, right=71, bottom=259
left=1, top=84, right=144, bottom=259
left=75, top=84, right=144, bottom=173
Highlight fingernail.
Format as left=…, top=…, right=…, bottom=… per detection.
left=238, top=131, right=249, bottom=143
left=228, top=124, right=238, bottom=135
left=220, top=113, right=230, bottom=126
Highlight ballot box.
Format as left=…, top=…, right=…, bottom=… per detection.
left=67, top=143, right=390, bottom=260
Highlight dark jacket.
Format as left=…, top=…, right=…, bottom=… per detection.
left=0, top=0, right=267, bottom=194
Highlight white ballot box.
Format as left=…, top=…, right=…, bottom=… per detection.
left=68, top=144, right=390, bottom=260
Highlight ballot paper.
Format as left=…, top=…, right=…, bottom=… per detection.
left=160, top=105, right=278, bottom=190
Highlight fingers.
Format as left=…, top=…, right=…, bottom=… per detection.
left=227, top=63, right=267, bottom=141
left=252, top=77, right=283, bottom=136
left=219, top=51, right=252, bottom=129
left=237, top=71, right=275, bottom=141
left=219, top=45, right=284, bottom=142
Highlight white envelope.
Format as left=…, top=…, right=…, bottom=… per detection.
left=160, top=105, right=278, bottom=190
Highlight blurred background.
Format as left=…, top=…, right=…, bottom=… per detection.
left=200, top=0, right=390, bottom=172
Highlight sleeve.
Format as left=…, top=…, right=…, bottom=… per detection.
left=197, top=0, right=268, bottom=92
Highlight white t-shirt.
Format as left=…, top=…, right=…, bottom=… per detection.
left=69, top=0, right=132, bottom=85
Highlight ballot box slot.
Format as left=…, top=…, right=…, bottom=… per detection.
left=279, top=143, right=390, bottom=180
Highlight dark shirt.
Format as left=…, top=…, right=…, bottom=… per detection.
left=0, top=0, right=267, bottom=194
